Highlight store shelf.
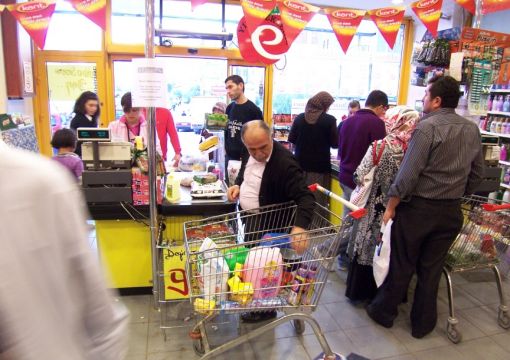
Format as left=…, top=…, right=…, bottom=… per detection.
left=487, top=111, right=510, bottom=117
left=500, top=161, right=510, bottom=166
left=490, top=89, right=510, bottom=94
left=480, top=129, right=510, bottom=139
left=501, top=183, right=510, bottom=190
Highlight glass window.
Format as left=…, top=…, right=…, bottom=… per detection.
left=231, top=66, right=265, bottom=113
left=113, top=57, right=228, bottom=160
left=272, top=16, right=404, bottom=121
left=44, top=2, right=102, bottom=51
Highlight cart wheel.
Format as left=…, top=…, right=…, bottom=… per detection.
left=446, top=322, right=462, bottom=344
left=294, top=319, right=305, bottom=335
left=193, top=338, right=205, bottom=356
left=498, top=309, right=510, bottom=329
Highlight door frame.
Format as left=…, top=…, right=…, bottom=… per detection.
left=33, top=51, right=107, bottom=156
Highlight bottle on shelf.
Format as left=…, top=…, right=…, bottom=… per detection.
left=503, top=190, right=510, bottom=203
left=496, top=95, right=504, bottom=112
left=490, top=117, right=499, bottom=133
left=502, top=144, right=508, bottom=161
left=479, top=116, right=486, bottom=130
left=496, top=118, right=504, bottom=134
left=504, top=95, right=510, bottom=113
left=487, top=95, right=494, bottom=111
left=504, top=120, right=510, bottom=135
left=485, top=115, right=493, bottom=132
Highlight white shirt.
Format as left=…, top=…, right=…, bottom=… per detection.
left=0, top=142, right=128, bottom=360
left=240, top=151, right=272, bottom=210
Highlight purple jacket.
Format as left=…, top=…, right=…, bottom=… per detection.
left=338, top=109, right=386, bottom=189
left=52, top=153, right=84, bottom=179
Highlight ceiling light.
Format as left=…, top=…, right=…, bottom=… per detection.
left=392, top=0, right=404, bottom=4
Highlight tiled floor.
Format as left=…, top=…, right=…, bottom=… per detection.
left=118, top=268, right=510, bottom=360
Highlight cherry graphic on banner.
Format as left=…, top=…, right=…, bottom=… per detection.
left=7, top=0, right=57, bottom=50
left=325, top=8, right=366, bottom=54
left=411, top=0, right=443, bottom=38
left=482, top=0, right=510, bottom=14
left=455, top=0, right=475, bottom=14
left=277, top=0, right=320, bottom=47
left=368, top=6, right=406, bottom=50
left=68, top=0, right=107, bottom=30
left=237, top=15, right=289, bottom=64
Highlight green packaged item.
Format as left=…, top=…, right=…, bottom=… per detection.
left=193, top=173, right=218, bottom=185
left=224, top=247, right=249, bottom=271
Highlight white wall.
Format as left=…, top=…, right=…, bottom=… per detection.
left=480, top=10, right=510, bottom=34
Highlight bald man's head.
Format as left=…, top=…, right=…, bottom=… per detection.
left=241, top=120, right=273, bottom=162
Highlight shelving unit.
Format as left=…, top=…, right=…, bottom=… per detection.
left=501, top=183, right=510, bottom=190
left=487, top=111, right=510, bottom=117
left=500, top=160, right=510, bottom=166
left=490, top=89, right=510, bottom=94
left=480, top=129, right=510, bottom=139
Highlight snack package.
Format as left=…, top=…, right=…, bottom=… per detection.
left=227, top=263, right=254, bottom=305
left=243, top=247, right=283, bottom=299
left=198, top=238, right=229, bottom=302
left=193, top=173, right=218, bottom=185
left=204, top=223, right=231, bottom=237
left=186, top=228, right=206, bottom=242
left=194, top=298, right=216, bottom=315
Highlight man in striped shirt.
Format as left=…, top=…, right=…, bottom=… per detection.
left=366, top=75, right=484, bottom=338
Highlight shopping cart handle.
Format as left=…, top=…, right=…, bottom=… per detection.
left=308, top=183, right=367, bottom=218
left=349, top=208, right=367, bottom=219
left=308, top=183, right=319, bottom=192
left=482, top=203, right=510, bottom=212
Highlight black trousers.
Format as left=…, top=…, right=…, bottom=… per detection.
left=368, top=197, right=463, bottom=335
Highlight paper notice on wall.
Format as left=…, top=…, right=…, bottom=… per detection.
left=131, top=58, right=167, bottom=108
left=23, top=61, right=34, bottom=95
left=449, top=52, right=464, bottom=82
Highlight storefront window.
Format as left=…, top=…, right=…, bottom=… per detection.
left=113, top=58, right=227, bottom=159
left=272, top=15, right=404, bottom=120
left=231, top=66, right=265, bottom=113
left=43, top=2, right=102, bottom=51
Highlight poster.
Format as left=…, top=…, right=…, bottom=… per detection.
left=460, top=27, right=510, bottom=47
left=411, top=0, right=443, bottom=38
left=68, top=0, right=107, bottom=30
left=482, top=0, right=510, bottom=14
left=368, top=6, right=406, bottom=49
left=7, top=0, right=57, bottom=50
left=163, top=246, right=189, bottom=300
left=46, top=63, right=97, bottom=101
left=455, top=0, right=475, bottom=14
left=277, top=0, right=320, bottom=47
left=325, top=8, right=366, bottom=54
left=240, top=0, right=277, bottom=33
left=131, top=58, right=168, bottom=108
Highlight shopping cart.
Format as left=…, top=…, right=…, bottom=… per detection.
left=183, top=184, right=365, bottom=359
left=443, top=195, right=510, bottom=343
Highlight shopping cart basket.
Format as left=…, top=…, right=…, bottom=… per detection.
left=443, top=195, right=510, bottom=343
left=183, top=184, right=366, bottom=359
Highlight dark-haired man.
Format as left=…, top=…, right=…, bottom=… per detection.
left=367, top=76, right=484, bottom=338
left=224, top=75, right=263, bottom=184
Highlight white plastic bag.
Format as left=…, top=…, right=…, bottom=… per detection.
left=198, top=238, right=229, bottom=302
left=227, top=160, right=242, bottom=186
left=373, top=219, right=392, bottom=288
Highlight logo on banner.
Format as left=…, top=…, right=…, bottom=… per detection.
left=417, top=0, right=440, bottom=8
left=17, top=1, right=49, bottom=12
left=376, top=8, right=400, bottom=17
left=332, top=10, right=359, bottom=19
left=284, top=0, right=310, bottom=13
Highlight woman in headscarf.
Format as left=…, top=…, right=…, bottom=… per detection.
left=288, top=91, right=338, bottom=206
left=345, top=106, right=420, bottom=302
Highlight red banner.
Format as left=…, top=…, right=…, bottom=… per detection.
left=368, top=6, right=406, bottom=50
left=455, top=0, right=475, bottom=14
left=278, top=0, right=319, bottom=47
left=325, top=8, right=366, bottom=54
left=191, top=0, right=209, bottom=11
left=240, top=0, right=277, bottom=33
left=237, top=14, right=289, bottom=64
left=7, top=0, right=56, bottom=50
left=68, top=0, right=106, bottom=30
left=411, top=0, right=443, bottom=38
left=482, top=0, right=510, bottom=14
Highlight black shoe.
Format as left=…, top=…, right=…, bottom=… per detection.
left=241, top=310, right=277, bottom=323
left=411, top=328, right=434, bottom=339
left=366, top=305, right=393, bottom=328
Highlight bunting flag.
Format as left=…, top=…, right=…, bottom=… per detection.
left=7, top=0, right=57, bottom=50
left=0, top=5, right=5, bottom=12
left=240, top=0, right=277, bottom=33
left=68, top=0, right=106, bottom=30
left=482, top=0, right=510, bottom=14
left=325, top=8, right=366, bottom=54
left=411, top=0, right=443, bottom=38
left=455, top=0, right=475, bottom=14
left=277, top=0, right=320, bottom=47
left=191, top=0, right=209, bottom=11
left=368, top=6, right=406, bottom=49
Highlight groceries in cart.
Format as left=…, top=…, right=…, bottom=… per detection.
left=227, top=263, right=254, bottom=305
left=197, top=238, right=229, bottom=303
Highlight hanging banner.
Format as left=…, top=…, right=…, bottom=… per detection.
left=68, top=0, right=106, bottom=30
left=240, top=0, right=277, bottom=33
left=7, top=1, right=57, bottom=50
left=482, top=0, right=510, bottom=14
left=278, top=0, right=320, bottom=47
left=411, top=0, right=443, bottom=38
left=325, top=8, right=366, bottom=54
left=0, top=5, right=5, bottom=12
left=455, top=0, right=475, bottom=14
left=368, top=6, right=406, bottom=50
left=191, top=0, right=208, bottom=11
left=237, top=14, right=289, bottom=64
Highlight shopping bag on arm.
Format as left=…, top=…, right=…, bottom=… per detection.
left=373, top=219, right=392, bottom=288
left=350, top=141, right=385, bottom=208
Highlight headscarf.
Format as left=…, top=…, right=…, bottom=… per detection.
left=213, top=102, right=227, bottom=114
left=304, top=91, right=335, bottom=124
left=383, top=105, right=420, bottom=155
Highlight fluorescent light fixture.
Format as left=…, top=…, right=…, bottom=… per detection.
left=155, top=29, right=233, bottom=42
left=392, top=0, right=404, bottom=4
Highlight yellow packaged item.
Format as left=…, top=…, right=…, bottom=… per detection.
left=227, top=263, right=254, bottom=305
left=194, top=298, right=216, bottom=315
left=199, top=135, right=219, bottom=152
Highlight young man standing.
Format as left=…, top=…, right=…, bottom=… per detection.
left=224, top=75, right=263, bottom=184
left=366, top=76, right=484, bottom=338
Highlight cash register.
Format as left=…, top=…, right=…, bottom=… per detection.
left=78, top=128, right=133, bottom=203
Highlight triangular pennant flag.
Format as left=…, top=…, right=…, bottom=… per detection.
left=0, top=5, right=5, bottom=12
left=191, top=0, right=208, bottom=11
left=368, top=6, right=406, bottom=49
left=277, top=0, right=319, bottom=47
left=455, top=0, right=475, bottom=14
left=68, top=0, right=106, bottom=30
left=240, top=0, right=277, bottom=34
left=7, top=0, right=57, bottom=50
left=482, top=0, right=510, bottom=14
left=325, top=8, right=366, bottom=54
left=411, top=0, right=443, bottom=38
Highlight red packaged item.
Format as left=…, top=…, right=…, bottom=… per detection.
left=186, top=228, right=207, bottom=242
left=204, top=223, right=231, bottom=237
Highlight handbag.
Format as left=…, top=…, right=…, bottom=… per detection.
left=349, top=140, right=385, bottom=208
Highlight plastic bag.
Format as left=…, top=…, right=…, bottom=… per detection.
left=227, top=160, right=242, bottom=186
left=373, top=219, right=392, bottom=288
left=198, top=238, right=229, bottom=303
